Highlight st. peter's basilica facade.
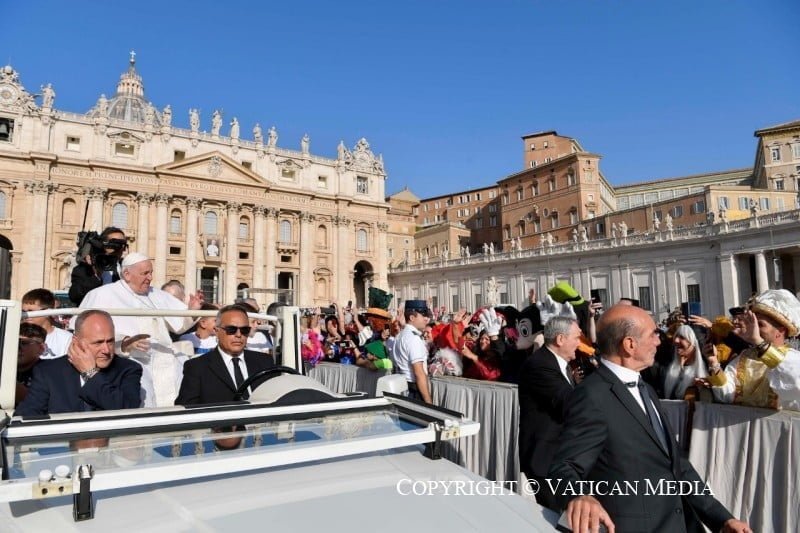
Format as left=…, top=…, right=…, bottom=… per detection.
left=0, top=55, right=390, bottom=307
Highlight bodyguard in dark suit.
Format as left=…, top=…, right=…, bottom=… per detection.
left=518, top=316, right=582, bottom=511
left=16, top=310, right=143, bottom=416
left=175, top=305, right=275, bottom=406
left=548, top=305, right=750, bottom=533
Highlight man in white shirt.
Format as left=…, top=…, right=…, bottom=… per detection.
left=78, top=253, right=204, bottom=407
left=392, top=300, right=432, bottom=403
left=548, top=305, right=750, bottom=533
left=21, top=288, right=73, bottom=359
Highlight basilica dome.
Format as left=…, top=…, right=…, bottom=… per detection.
left=88, top=52, right=160, bottom=126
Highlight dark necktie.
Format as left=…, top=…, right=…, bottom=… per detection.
left=232, top=357, right=247, bottom=399
left=636, top=379, right=669, bottom=453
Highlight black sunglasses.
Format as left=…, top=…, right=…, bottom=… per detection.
left=217, top=325, right=252, bottom=336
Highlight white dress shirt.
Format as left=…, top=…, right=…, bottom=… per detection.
left=218, top=347, right=250, bottom=390
left=601, top=358, right=662, bottom=424
left=546, top=346, right=572, bottom=385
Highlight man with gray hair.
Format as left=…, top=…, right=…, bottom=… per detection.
left=16, top=310, right=143, bottom=416
left=518, top=316, right=583, bottom=510
left=79, top=253, right=204, bottom=407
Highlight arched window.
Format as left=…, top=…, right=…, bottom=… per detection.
left=61, top=198, right=76, bottom=225
left=112, top=202, right=128, bottom=229
left=170, top=209, right=182, bottom=234
left=356, top=228, right=368, bottom=252
left=238, top=216, right=250, bottom=239
left=518, top=221, right=526, bottom=236
left=204, top=211, right=218, bottom=234
left=279, top=220, right=292, bottom=243
left=0, top=191, right=6, bottom=219
left=316, top=224, right=328, bottom=247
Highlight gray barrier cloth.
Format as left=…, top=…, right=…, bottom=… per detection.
left=306, top=362, right=389, bottom=397
left=430, top=376, right=520, bottom=483
left=306, top=365, right=800, bottom=530
left=659, top=400, right=690, bottom=450
left=688, top=402, right=799, bottom=533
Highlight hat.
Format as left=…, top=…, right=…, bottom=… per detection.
left=365, top=287, right=393, bottom=320
left=548, top=281, right=585, bottom=306
left=121, top=252, right=150, bottom=268
left=364, top=339, right=388, bottom=359
left=750, top=289, right=800, bottom=338
left=404, top=299, right=431, bottom=316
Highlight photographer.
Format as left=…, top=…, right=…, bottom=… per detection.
left=69, top=226, right=128, bottom=305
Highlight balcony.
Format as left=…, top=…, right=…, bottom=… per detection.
left=276, top=240, right=299, bottom=254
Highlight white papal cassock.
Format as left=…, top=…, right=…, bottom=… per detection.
left=79, top=280, right=195, bottom=407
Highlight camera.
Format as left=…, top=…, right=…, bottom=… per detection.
left=76, top=231, right=124, bottom=272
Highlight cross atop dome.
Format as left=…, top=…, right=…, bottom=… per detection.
left=129, top=49, right=136, bottom=66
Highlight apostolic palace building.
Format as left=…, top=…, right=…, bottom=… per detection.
left=1, top=55, right=799, bottom=320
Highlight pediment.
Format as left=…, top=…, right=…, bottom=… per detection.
left=156, top=151, right=266, bottom=186
left=108, top=130, right=146, bottom=144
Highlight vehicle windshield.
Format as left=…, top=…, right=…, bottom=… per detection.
left=5, top=408, right=420, bottom=481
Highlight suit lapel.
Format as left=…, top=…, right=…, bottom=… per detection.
left=208, top=350, right=236, bottom=392
left=542, top=347, right=573, bottom=387
left=597, top=365, right=670, bottom=457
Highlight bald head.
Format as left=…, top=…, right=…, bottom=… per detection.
left=596, top=304, right=661, bottom=371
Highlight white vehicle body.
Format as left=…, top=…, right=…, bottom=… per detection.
left=0, top=301, right=557, bottom=531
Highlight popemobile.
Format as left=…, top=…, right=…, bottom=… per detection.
left=0, top=301, right=558, bottom=531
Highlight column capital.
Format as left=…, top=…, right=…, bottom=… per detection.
left=227, top=201, right=242, bottom=214
left=333, top=215, right=351, bottom=227
left=377, top=222, right=389, bottom=232
left=299, top=211, right=315, bottom=223
left=154, top=193, right=172, bottom=206
left=82, top=186, right=107, bottom=200
left=253, top=205, right=269, bottom=218
left=185, top=196, right=203, bottom=210
left=136, top=192, right=154, bottom=205
left=25, top=180, right=56, bottom=195
left=265, top=207, right=279, bottom=219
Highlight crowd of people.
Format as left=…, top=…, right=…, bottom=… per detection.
left=11, top=225, right=800, bottom=531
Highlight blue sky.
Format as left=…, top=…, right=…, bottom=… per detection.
left=5, top=0, right=799, bottom=197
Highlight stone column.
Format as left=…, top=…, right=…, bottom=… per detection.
left=225, top=202, right=241, bottom=303
left=754, top=251, right=769, bottom=294
left=374, top=222, right=388, bottom=289
left=135, top=193, right=153, bottom=256
left=264, top=208, right=278, bottom=294
left=24, top=181, right=55, bottom=291
left=718, top=254, right=740, bottom=314
left=84, top=186, right=107, bottom=232
left=153, top=193, right=171, bottom=286
left=298, top=211, right=315, bottom=305
left=184, top=197, right=202, bottom=295
left=335, top=216, right=352, bottom=304
left=252, top=206, right=267, bottom=300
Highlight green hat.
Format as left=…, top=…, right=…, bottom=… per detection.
left=368, top=287, right=393, bottom=309
left=548, top=281, right=585, bottom=306
left=364, top=339, right=388, bottom=359
left=366, top=288, right=393, bottom=320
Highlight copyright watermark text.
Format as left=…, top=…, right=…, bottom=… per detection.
left=395, top=478, right=713, bottom=497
